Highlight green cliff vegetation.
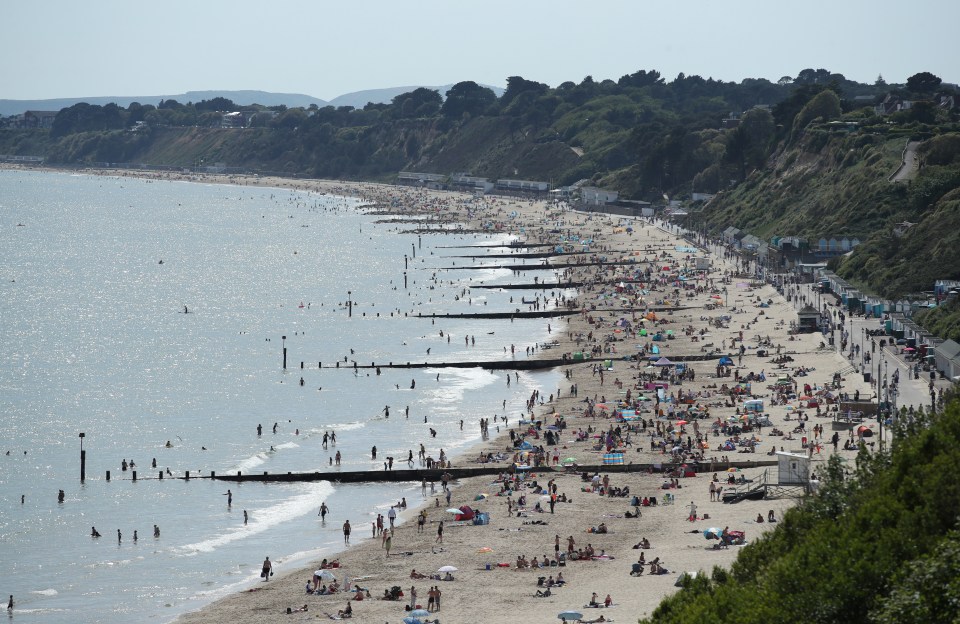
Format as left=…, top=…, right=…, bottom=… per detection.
left=2, top=69, right=958, bottom=301
left=643, top=394, right=960, bottom=624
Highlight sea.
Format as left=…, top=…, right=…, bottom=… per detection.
left=0, top=169, right=564, bottom=623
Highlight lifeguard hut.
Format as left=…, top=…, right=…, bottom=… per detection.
left=722, top=452, right=813, bottom=503
left=768, top=451, right=813, bottom=497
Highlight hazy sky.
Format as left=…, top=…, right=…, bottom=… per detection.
left=4, top=0, right=957, bottom=101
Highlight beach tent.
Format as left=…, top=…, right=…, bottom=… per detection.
left=718, top=356, right=734, bottom=366
left=654, top=357, right=674, bottom=366
left=743, top=399, right=764, bottom=413
left=455, top=505, right=475, bottom=521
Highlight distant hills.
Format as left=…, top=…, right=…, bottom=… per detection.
left=0, top=84, right=504, bottom=117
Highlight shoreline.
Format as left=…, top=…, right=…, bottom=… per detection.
left=5, top=165, right=870, bottom=623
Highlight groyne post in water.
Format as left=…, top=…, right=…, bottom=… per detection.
left=79, top=432, right=86, bottom=483
left=282, top=335, right=287, bottom=370
left=106, top=470, right=111, bottom=482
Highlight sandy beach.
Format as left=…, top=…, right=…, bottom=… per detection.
left=7, top=166, right=870, bottom=623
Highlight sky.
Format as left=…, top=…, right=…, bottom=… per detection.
left=3, top=0, right=958, bottom=102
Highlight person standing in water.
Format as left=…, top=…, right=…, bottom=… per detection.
left=319, top=502, right=329, bottom=521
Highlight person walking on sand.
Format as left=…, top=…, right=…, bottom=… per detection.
left=436, top=520, right=444, bottom=544
left=261, top=556, right=272, bottom=581
left=343, top=519, right=351, bottom=545
left=688, top=501, right=698, bottom=521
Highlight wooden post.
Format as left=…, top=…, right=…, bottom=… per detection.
left=132, top=470, right=137, bottom=481
left=79, top=433, right=86, bottom=483
left=159, top=471, right=164, bottom=480
left=185, top=471, right=190, bottom=480
left=211, top=471, right=216, bottom=478
left=106, top=470, right=111, bottom=481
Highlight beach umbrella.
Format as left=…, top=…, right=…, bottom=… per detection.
left=403, top=617, right=424, bottom=624
left=558, top=611, right=584, bottom=621
left=703, top=527, right=723, bottom=539
left=410, top=609, right=431, bottom=618
left=446, top=508, right=463, bottom=514
left=676, top=420, right=688, bottom=426
left=438, top=565, right=458, bottom=573
left=314, top=569, right=336, bottom=581
left=561, top=457, right=577, bottom=465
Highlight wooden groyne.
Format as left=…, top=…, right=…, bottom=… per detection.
left=104, top=459, right=778, bottom=485
left=202, top=459, right=778, bottom=484
left=436, top=243, right=554, bottom=249
left=470, top=282, right=585, bottom=290
left=417, top=309, right=580, bottom=319
left=450, top=247, right=671, bottom=260
left=299, top=351, right=734, bottom=373
left=434, top=259, right=651, bottom=271
left=415, top=306, right=695, bottom=318
left=321, top=356, right=598, bottom=371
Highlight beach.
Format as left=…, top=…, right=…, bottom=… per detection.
left=87, top=171, right=870, bottom=624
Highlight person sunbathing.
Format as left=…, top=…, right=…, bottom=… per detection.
left=410, top=569, right=427, bottom=579
left=535, top=587, right=552, bottom=597
left=336, top=602, right=352, bottom=618
left=589, top=592, right=600, bottom=607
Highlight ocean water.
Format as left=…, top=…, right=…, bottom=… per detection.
left=0, top=170, right=563, bottom=622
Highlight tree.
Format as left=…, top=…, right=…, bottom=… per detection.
left=792, top=88, right=842, bottom=135
left=391, top=88, right=441, bottom=118
left=195, top=97, right=238, bottom=112
left=618, top=69, right=664, bottom=89
left=906, top=71, right=942, bottom=93
left=872, top=533, right=960, bottom=624
left=500, top=76, right=548, bottom=109
left=440, top=81, right=497, bottom=118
